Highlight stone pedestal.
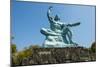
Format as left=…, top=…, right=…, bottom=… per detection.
left=20, top=47, right=96, bottom=66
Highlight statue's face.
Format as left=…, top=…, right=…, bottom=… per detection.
left=54, top=15, right=60, bottom=21
left=54, top=19, right=60, bottom=21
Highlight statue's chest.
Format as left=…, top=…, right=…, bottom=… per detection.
left=54, top=23, right=61, bottom=28
left=51, top=23, right=62, bottom=33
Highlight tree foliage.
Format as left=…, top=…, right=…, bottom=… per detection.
left=11, top=44, right=17, bottom=54
left=12, top=45, right=40, bottom=65
left=91, top=42, right=96, bottom=53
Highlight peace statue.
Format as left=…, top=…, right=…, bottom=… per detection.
left=40, top=6, right=80, bottom=48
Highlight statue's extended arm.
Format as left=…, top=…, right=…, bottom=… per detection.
left=66, top=22, right=80, bottom=27
left=47, top=6, right=54, bottom=22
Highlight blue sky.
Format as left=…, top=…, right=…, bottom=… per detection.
left=11, top=0, right=96, bottom=51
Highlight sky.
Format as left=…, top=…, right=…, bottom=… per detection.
left=11, top=0, right=96, bottom=51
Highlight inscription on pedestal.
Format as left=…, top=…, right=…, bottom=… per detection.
left=38, top=51, right=51, bottom=55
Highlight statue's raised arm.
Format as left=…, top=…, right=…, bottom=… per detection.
left=47, top=6, right=54, bottom=22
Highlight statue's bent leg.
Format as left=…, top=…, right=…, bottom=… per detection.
left=67, top=29, right=73, bottom=44
left=67, top=30, right=78, bottom=46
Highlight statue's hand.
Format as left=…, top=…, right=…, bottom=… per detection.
left=48, top=6, right=53, bottom=12
left=76, top=22, right=81, bottom=25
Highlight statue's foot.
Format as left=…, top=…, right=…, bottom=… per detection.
left=69, top=42, right=78, bottom=47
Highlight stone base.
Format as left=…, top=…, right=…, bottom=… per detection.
left=13, top=47, right=96, bottom=66
left=44, top=44, right=78, bottom=48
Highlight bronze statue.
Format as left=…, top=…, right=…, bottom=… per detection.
left=40, top=6, right=80, bottom=47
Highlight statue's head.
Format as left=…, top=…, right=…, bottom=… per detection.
left=54, top=15, right=60, bottom=21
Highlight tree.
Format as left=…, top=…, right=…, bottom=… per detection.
left=91, top=42, right=96, bottom=53
left=12, top=44, right=40, bottom=65
left=29, top=45, right=40, bottom=49
left=11, top=44, right=17, bottom=54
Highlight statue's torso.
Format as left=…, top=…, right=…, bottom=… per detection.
left=50, top=21, right=63, bottom=34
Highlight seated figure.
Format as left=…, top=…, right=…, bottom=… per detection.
left=40, top=6, right=80, bottom=48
